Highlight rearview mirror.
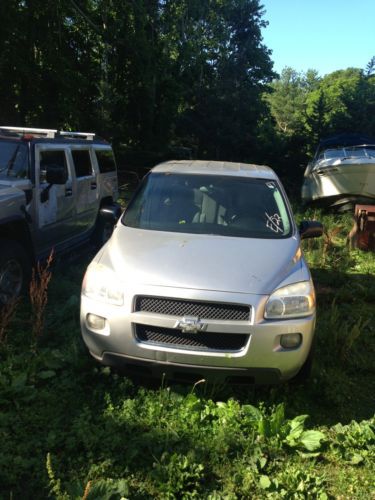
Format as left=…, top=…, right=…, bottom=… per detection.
left=299, top=220, right=323, bottom=239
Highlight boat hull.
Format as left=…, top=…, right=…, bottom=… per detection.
left=302, top=160, right=375, bottom=209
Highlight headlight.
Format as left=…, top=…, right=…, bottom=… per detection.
left=264, top=281, right=315, bottom=319
left=82, top=263, right=124, bottom=306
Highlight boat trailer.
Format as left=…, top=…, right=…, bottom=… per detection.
left=348, top=204, right=375, bottom=251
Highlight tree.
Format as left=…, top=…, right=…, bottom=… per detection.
left=365, top=56, right=375, bottom=76
left=168, top=0, right=275, bottom=160
left=265, top=67, right=320, bottom=136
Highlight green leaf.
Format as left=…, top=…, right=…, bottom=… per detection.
left=258, top=418, right=271, bottom=438
left=289, top=415, right=309, bottom=438
left=38, top=370, right=56, bottom=379
left=299, top=430, right=326, bottom=451
left=11, top=372, right=27, bottom=388
left=258, top=456, right=267, bottom=469
left=296, top=450, right=321, bottom=458
left=242, top=404, right=262, bottom=421
left=259, top=475, right=271, bottom=489
left=270, top=403, right=285, bottom=435
left=350, top=453, right=364, bottom=465
left=285, top=415, right=309, bottom=446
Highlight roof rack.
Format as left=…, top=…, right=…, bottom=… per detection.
left=0, top=126, right=96, bottom=140
left=59, top=131, right=95, bottom=140
left=0, top=126, right=58, bottom=138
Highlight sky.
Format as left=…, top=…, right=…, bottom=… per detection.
left=260, top=0, right=375, bottom=76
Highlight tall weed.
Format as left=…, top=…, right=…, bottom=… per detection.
left=0, top=298, right=19, bottom=345
left=29, top=250, right=54, bottom=345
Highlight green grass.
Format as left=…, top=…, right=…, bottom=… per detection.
left=0, top=210, right=374, bottom=499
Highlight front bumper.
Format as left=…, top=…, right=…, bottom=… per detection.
left=80, top=284, right=315, bottom=384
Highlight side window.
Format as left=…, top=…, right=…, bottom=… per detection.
left=95, top=149, right=116, bottom=173
left=72, top=150, right=92, bottom=177
left=39, top=150, right=67, bottom=183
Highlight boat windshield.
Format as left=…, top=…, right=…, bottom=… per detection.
left=0, top=141, right=29, bottom=179
left=317, top=145, right=375, bottom=163
left=123, top=173, right=292, bottom=239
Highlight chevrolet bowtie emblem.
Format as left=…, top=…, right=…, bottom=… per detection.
left=174, top=316, right=207, bottom=334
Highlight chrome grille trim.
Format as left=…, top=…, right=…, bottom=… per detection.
left=134, top=296, right=250, bottom=321
left=135, top=324, right=249, bottom=351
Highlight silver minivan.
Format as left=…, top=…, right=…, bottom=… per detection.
left=80, top=161, right=323, bottom=384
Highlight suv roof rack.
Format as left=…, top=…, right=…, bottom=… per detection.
left=0, top=126, right=96, bottom=140
left=58, top=131, right=95, bottom=140
left=0, top=126, right=58, bottom=138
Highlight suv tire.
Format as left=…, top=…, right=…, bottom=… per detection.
left=0, top=240, right=31, bottom=305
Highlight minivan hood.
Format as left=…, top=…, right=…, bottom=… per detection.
left=100, top=226, right=304, bottom=295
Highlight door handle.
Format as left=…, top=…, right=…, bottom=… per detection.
left=90, top=182, right=97, bottom=190
left=65, top=188, right=73, bottom=197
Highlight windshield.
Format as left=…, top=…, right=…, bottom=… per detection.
left=317, top=145, right=375, bottom=163
left=0, top=141, right=29, bottom=179
left=123, top=173, right=292, bottom=239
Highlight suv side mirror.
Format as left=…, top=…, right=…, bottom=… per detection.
left=299, top=220, right=323, bottom=239
left=45, top=164, right=68, bottom=185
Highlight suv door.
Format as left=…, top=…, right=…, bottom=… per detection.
left=92, top=147, right=118, bottom=202
left=35, top=145, right=75, bottom=250
left=70, top=147, right=98, bottom=234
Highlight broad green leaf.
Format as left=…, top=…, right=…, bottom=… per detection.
left=285, top=415, right=309, bottom=445
left=242, top=404, right=262, bottom=421
left=259, top=475, right=271, bottom=489
left=299, top=430, right=326, bottom=451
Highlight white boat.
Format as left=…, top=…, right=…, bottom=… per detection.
left=301, top=134, right=375, bottom=210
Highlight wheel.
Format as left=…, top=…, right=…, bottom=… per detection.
left=0, top=240, right=31, bottom=305
left=91, top=216, right=115, bottom=248
left=291, top=345, right=314, bottom=384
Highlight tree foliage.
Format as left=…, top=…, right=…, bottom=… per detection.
left=265, top=64, right=375, bottom=182
left=0, top=0, right=274, bottom=161
left=0, top=2, right=374, bottom=180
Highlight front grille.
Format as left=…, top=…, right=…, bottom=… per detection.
left=135, top=296, right=250, bottom=321
left=135, top=324, right=249, bottom=351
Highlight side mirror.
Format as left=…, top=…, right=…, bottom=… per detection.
left=100, top=204, right=122, bottom=222
left=299, top=220, right=323, bottom=239
left=45, top=164, right=68, bottom=185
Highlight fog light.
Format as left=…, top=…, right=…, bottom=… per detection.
left=280, top=333, right=302, bottom=349
left=86, top=313, right=106, bottom=330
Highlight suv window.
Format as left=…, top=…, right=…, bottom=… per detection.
left=0, top=141, right=28, bottom=179
left=72, top=149, right=92, bottom=177
left=123, top=173, right=292, bottom=239
left=95, top=149, right=116, bottom=173
left=40, top=150, right=68, bottom=183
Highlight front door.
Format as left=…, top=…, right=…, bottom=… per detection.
left=35, top=145, right=75, bottom=251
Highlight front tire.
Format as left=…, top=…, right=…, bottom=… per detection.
left=0, top=240, right=31, bottom=305
left=291, top=345, right=314, bottom=384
